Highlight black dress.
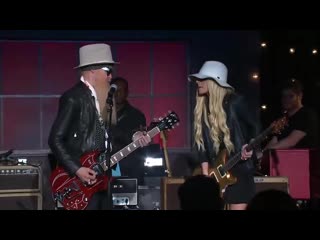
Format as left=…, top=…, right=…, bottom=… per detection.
left=196, top=93, right=258, bottom=204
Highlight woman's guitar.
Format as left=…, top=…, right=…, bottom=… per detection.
left=193, top=115, right=288, bottom=196
left=50, top=111, right=179, bottom=210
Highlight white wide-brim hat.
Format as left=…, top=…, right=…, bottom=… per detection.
left=188, top=61, right=234, bottom=89
left=74, top=43, right=119, bottom=69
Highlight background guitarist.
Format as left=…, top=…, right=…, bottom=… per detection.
left=48, top=43, right=151, bottom=210
left=189, top=61, right=259, bottom=210
left=263, top=79, right=319, bottom=151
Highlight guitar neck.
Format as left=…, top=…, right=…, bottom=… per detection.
left=223, top=125, right=272, bottom=171
left=100, top=127, right=161, bottom=171
left=160, top=131, right=172, bottom=177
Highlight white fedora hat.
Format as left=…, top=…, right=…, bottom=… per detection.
left=74, top=43, right=119, bottom=69
left=188, top=61, right=233, bottom=89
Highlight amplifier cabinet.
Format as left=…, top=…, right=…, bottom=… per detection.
left=161, top=177, right=185, bottom=210
left=138, top=186, right=160, bottom=210
left=160, top=176, right=290, bottom=210
left=111, top=177, right=138, bottom=206
left=0, top=192, right=42, bottom=210
left=254, top=176, right=289, bottom=194
left=0, top=165, right=42, bottom=193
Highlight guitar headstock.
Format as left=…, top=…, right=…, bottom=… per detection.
left=156, top=111, right=180, bottom=131
left=270, top=115, right=288, bottom=134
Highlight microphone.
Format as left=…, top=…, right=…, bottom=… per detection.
left=107, top=84, right=117, bottom=105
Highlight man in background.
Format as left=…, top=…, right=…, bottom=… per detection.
left=110, top=77, right=147, bottom=185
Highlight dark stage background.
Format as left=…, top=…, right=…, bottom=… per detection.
left=1, top=30, right=320, bottom=209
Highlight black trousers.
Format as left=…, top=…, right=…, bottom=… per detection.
left=86, top=169, right=113, bottom=210
left=86, top=190, right=112, bottom=210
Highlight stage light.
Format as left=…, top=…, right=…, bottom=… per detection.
left=144, top=157, right=163, bottom=167
left=289, top=48, right=295, bottom=54
left=261, top=42, right=267, bottom=48
left=261, top=105, right=267, bottom=110
left=312, top=49, right=318, bottom=55
left=252, top=73, right=259, bottom=79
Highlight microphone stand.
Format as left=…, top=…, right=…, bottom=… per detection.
left=106, top=96, right=114, bottom=210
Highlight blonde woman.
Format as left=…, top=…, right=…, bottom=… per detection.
left=189, top=61, right=258, bottom=210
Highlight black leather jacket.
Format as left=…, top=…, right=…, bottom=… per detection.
left=197, top=93, right=259, bottom=174
left=48, top=81, right=104, bottom=176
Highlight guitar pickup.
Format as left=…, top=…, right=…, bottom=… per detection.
left=92, top=164, right=104, bottom=175
left=217, top=165, right=226, bottom=178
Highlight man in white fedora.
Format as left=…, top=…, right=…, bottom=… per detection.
left=48, top=43, right=151, bottom=210
left=189, top=60, right=258, bottom=210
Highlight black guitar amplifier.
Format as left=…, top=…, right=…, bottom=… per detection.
left=111, top=177, right=138, bottom=206
left=0, top=165, right=42, bottom=193
left=0, top=165, right=42, bottom=210
left=0, top=192, right=42, bottom=210
left=138, top=185, right=161, bottom=210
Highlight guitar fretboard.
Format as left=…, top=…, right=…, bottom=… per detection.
left=100, top=127, right=160, bottom=171
left=223, top=125, right=273, bottom=171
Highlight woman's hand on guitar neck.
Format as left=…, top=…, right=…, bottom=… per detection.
left=241, top=144, right=253, bottom=160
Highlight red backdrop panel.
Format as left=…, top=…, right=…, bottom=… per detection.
left=3, top=98, right=40, bottom=149
left=0, top=41, right=189, bottom=151
left=1, top=42, right=39, bottom=94
left=264, top=149, right=311, bottom=199
left=115, top=43, right=151, bottom=95
left=40, top=42, right=78, bottom=94
left=153, top=43, right=187, bottom=95
left=42, top=98, right=60, bottom=149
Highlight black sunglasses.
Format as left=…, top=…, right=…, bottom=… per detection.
left=102, top=66, right=113, bottom=75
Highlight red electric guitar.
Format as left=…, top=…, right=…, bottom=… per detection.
left=50, top=111, right=179, bottom=210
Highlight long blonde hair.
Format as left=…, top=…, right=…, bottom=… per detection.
left=194, top=80, right=234, bottom=155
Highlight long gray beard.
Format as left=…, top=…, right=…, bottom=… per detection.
left=95, top=85, right=117, bottom=125
left=96, top=90, right=108, bottom=115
